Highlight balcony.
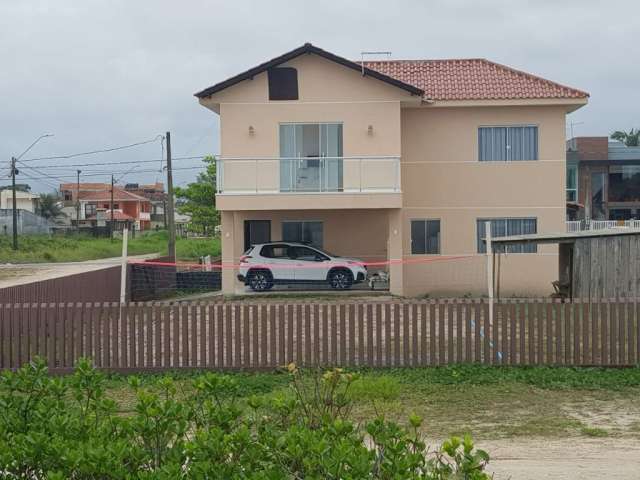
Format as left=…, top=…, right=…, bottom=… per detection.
left=566, top=219, right=640, bottom=232
left=215, top=156, right=402, bottom=211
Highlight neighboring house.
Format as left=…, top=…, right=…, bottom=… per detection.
left=0, top=189, right=39, bottom=213
left=124, top=182, right=167, bottom=229
left=59, top=183, right=152, bottom=231
left=566, top=137, right=640, bottom=221
left=195, top=43, right=588, bottom=296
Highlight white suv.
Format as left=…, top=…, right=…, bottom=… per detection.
left=238, top=242, right=367, bottom=291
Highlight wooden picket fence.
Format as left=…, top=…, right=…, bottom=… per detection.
left=0, top=299, right=639, bottom=372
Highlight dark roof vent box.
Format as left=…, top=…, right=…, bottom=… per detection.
left=268, top=67, right=299, bottom=101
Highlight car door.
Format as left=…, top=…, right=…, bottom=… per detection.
left=258, top=244, right=295, bottom=282
left=289, top=246, right=329, bottom=283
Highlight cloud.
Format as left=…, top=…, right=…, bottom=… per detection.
left=0, top=0, right=637, bottom=191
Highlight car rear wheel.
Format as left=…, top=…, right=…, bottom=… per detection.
left=248, top=270, right=273, bottom=291
left=328, top=269, right=353, bottom=290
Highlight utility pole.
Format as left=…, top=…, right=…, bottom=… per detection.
left=110, top=174, right=115, bottom=239
left=165, top=132, right=176, bottom=261
left=10, top=133, right=53, bottom=250
left=76, top=169, right=81, bottom=233
left=10, top=157, right=18, bottom=250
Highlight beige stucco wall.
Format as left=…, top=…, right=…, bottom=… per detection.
left=202, top=54, right=418, bottom=204
left=399, top=105, right=567, bottom=297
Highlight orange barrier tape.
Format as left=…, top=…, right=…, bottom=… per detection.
left=128, top=255, right=475, bottom=270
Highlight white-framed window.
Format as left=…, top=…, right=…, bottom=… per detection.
left=478, top=125, right=538, bottom=161
left=410, top=219, right=441, bottom=254
left=282, top=220, right=323, bottom=248
left=477, top=218, right=537, bottom=253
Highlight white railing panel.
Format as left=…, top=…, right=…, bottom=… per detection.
left=216, top=156, right=401, bottom=194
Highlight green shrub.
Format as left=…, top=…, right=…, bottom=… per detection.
left=0, top=359, right=491, bottom=479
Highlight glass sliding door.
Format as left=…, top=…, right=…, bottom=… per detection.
left=279, top=123, right=343, bottom=192
left=591, top=172, right=606, bottom=220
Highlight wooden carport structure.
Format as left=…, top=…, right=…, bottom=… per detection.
left=488, top=229, right=640, bottom=301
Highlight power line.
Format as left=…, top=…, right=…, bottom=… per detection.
left=14, top=164, right=209, bottom=180
left=15, top=161, right=77, bottom=184
left=17, top=170, right=59, bottom=191
left=19, top=136, right=164, bottom=162
left=19, top=154, right=211, bottom=169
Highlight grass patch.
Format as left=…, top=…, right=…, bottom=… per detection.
left=580, top=426, right=610, bottom=437
left=349, top=375, right=401, bottom=401
left=97, top=365, right=640, bottom=440
left=0, top=231, right=220, bottom=263
left=375, top=365, right=640, bottom=391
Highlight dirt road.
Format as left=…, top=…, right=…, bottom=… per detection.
left=483, top=438, right=640, bottom=479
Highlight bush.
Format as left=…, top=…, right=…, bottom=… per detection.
left=0, top=359, right=491, bottom=479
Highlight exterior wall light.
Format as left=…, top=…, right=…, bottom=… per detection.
left=367, top=125, right=374, bottom=136
left=248, top=125, right=255, bottom=136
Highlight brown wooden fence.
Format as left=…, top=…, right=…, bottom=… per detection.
left=0, top=266, right=122, bottom=304
left=1, top=299, right=638, bottom=372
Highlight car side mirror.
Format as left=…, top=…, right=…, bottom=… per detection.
left=315, top=255, right=325, bottom=262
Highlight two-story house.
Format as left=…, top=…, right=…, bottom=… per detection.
left=566, top=137, right=640, bottom=222
left=60, top=182, right=152, bottom=231
left=195, top=43, right=588, bottom=296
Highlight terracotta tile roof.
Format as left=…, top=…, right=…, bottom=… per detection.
left=60, top=182, right=111, bottom=191
left=78, top=188, right=149, bottom=202
left=87, top=210, right=134, bottom=221
left=362, top=58, right=589, bottom=101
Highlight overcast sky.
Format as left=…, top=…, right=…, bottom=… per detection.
left=1, top=0, right=638, bottom=193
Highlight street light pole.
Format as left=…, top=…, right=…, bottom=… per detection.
left=10, top=133, right=53, bottom=250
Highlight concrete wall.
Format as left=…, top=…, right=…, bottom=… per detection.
left=0, top=209, right=54, bottom=235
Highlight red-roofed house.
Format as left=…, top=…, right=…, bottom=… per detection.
left=195, top=43, right=589, bottom=296
left=61, top=183, right=152, bottom=231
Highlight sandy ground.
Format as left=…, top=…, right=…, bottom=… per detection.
left=0, top=254, right=157, bottom=288
left=480, top=438, right=640, bottom=479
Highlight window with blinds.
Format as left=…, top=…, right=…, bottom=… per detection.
left=477, top=218, right=537, bottom=253
left=410, top=219, right=441, bottom=254
left=478, top=126, right=538, bottom=161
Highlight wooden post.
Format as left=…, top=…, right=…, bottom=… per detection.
left=486, top=221, right=494, bottom=325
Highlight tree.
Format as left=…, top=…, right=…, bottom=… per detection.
left=37, top=193, right=64, bottom=221
left=611, top=129, right=640, bottom=146
left=174, top=155, right=218, bottom=235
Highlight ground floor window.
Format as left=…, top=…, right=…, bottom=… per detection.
left=84, top=203, right=96, bottom=217
left=410, top=219, right=440, bottom=254
left=477, top=218, right=537, bottom=253
left=244, top=220, right=271, bottom=251
left=282, top=221, right=323, bottom=248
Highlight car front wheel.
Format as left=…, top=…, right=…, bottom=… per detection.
left=248, top=270, right=273, bottom=291
left=328, top=269, right=353, bottom=290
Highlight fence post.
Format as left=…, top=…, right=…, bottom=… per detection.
left=120, top=227, right=128, bottom=304
left=485, top=221, right=494, bottom=325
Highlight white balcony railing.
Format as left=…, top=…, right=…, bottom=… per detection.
left=216, top=156, right=401, bottom=194
left=566, top=219, right=640, bottom=232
